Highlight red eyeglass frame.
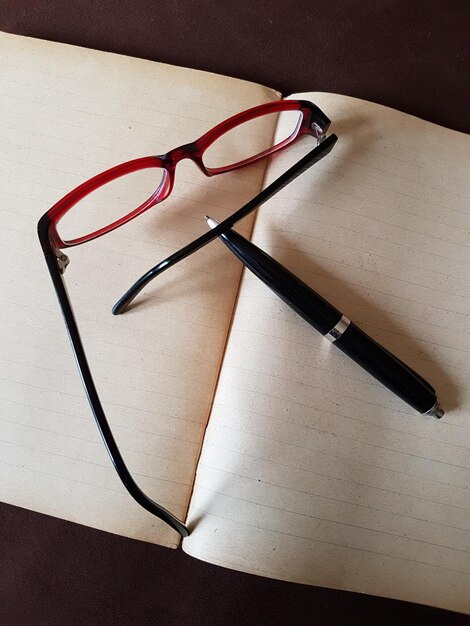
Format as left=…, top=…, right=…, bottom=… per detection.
left=43, top=99, right=330, bottom=250
left=37, top=99, right=337, bottom=537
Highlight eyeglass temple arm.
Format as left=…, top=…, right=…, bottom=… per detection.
left=112, top=133, right=338, bottom=315
left=37, top=227, right=190, bottom=537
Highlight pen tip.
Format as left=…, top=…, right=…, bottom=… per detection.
left=205, top=215, right=220, bottom=229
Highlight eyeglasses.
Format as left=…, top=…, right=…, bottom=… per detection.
left=37, top=100, right=337, bottom=536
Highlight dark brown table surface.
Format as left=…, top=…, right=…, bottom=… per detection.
left=1, top=2, right=469, bottom=624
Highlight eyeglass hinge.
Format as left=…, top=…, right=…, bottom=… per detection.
left=55, top=250, right=70, bottom=274
left=311, top=122, right=327, bottom=144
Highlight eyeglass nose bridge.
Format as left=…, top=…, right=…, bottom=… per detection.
left=152, top=143, right=209, bottom=208
left=162, top=142, right=201, bottom=166
left=162, top=142, right=213, bottom=177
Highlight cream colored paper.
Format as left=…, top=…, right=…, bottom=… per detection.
left=0, top=32, right=279, bottom=547
left=2, top=32, right=469, bottom=611
left=184, top=94, right=470, bottom=612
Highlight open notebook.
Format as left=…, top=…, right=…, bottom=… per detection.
left=1, top=33, right=469, bottom=613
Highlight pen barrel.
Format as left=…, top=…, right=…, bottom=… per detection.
left=221, top=231, right=342, bottom=334
left=218, top=227, right=439, bottom=416
left=334, top=323, right=437, bottom=414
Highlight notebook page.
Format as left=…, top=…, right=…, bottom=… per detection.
left=0, top=33, right=280, bottom=547
left=184, top=94, right=470, bottom=611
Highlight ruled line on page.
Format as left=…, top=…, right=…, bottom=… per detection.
left=0, top=60, right=273, bottom=114
left=0, top=31, right=283, bottom=546
left=212, top=392, right=470, bottom=453
left=189, top=505, right=470, bottom=578
left=208, top=408, right=470, bottom=472
left=193, top=475, right=470, bottom=554
left=0, top=61, right=258, bottom=115
left=223, top=326, right=470, bottom=384
left=0, top=441, right=191, bottom=495
left=318, top=137, right=469, bottom=185
left=184, top=93, right=470, bottom=611
left=268, top=160, right=470, bottom=215
left=0, top=73, right=272, bottom=129
left=0, top=459, right=188, bottom=514
left=216, top=367, right=469, bottom=435
left=221, top=328, right=470, bottom=380
left=199, top=442, right=470, bottom=513
left=0, top=428, right=194, bottom=472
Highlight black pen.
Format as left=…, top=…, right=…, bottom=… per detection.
left=206, top=216, right=444, bottom=418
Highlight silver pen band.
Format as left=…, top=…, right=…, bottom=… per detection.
left=325, top=315, right=351, bottom=342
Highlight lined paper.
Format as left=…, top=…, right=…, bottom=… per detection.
left=0, top=32, right=278, bottom=547
left=3, top=32, right=469, bottom=610
left=184, top=94, right=470, bottom=612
